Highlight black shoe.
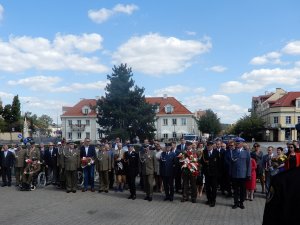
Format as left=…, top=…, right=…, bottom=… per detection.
left=144, top=196, right=149, bottom=200
left=82, top=188, right=87, bottom=192
left=232, top=204, right=238, bottom=209
left=1, top=184, right=7, bottom=187
left=164, top=197, right=169, bottom=201
left=104, top=190, right=108, bottom=193
left=239, top=203, right=245, bottom=209
left=66, top=190, right=71, bottom=193
left=72, top=190, right=76, bottom=193
left=148, top=197, right=152, bottom=202
left=169, top=197, right=173, bottom=202
left=210, top=202, right=215, bottom=207
left=98, top=190, right=103, bottom=193
left=181, top=198, right=187, bottom=202
left=7, top=183, right=11, bottom=187
left=128, top=195, right=133, bottom=199
left=205, top=200, right=211, bottom=205
left=132, top=195, right=136, bottom=200
left=191, top=199, right=196, bottom=203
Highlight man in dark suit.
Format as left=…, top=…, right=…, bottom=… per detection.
left=160, top=143, right=176, bottom=201
left=80, top=138, right=96, bottom=192
left=0, top=144, right=15, bottom=187
left=124, top=144, right=139, bottom=200
left=44, top=142, right=58, bottom=185
left=174, top=138, right=186, bottom=193
left=201, top=141, right=220, bottom=207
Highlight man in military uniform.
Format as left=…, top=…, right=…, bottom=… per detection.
left=124, top=144, right=139, bottom=200
left=64, top=141, right=80, bottom=193
left=96, top=144, right=113, bottom=193
left=139, top=144, right=157, bottom=201
left=201, top=141, right=220, bottom=207
left=160, top=143, right=176, bottom=201
left=14, top=145, right=27, bottom=187
left=57, top=141, right=66, bottom=189
left=21, top=157, right=41, bottom=191
left=263, top=167, right=300, bottom=225
left=27, top=141, right=40, bottom=161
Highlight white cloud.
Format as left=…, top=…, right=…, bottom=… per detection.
left=250, top=51, right=282, bottom=65
left=113, top=33, right=212, bottom=75
left=185, top=94, right=248, bottom=124
left=8, top=76, right=108, bottom=93
left=207, top=65, right=227, bottom=73
left=0, top=91, right=14, bottom=100
left=221, top=67, right=300, bottom=94
left=0, top=4, right=4, bottom=21
left=282, top=40, right=300, bottom=55
left=154, top=85, right=190, bottom=96
left=0, top=33, right=108, bottom=73
left=194, top=87, right=206, bottom=94
left=88, top=4, right=138, bottom=23
left=185, top=31, right=197, bottom=36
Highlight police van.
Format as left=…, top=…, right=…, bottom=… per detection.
left=182, top=134, right=200, bottom=142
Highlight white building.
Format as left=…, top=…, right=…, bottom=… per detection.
left=61, top=99, right=102, bottom=142
left=146, top=96, right=199, bottom=141
left=61, top=96, right=200, bottom=142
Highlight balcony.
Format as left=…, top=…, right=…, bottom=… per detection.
left=69, top=124, right=86, bottom=131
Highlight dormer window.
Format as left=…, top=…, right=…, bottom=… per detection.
left=164, top=104, right=174, bottom=114
left=297, top=99, right=300, bottom=108
left=82, top=106, right=90, bottom=115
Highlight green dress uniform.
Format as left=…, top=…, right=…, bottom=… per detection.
left=139, top=149, right=157, bottom=201
left=14, top=148, right=27, bottom=186
left=64, top=148, right=80, bottom=192
left=27, top=146, right=41, bottom=161
left=263, top=167, right=300, bottom=225
left=96, top=150, right=113, bottom=192
left=22, top=161, right=41, bottom=190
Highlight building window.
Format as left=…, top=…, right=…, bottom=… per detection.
left=77, top=132, right=81, bottom=139
left=86, top=120, right=90, bottom=126
left=297, top=100, right=300, bottom=108
left=172, top=118, right=177, bottom=125
left=163, top=133, right=168, bottom=139
left=163, top=118, right=168, bottom=126
left=286, top=116, right=291, bottom=124
left=68, top=132, right=72, bottom=139
left=172, top=132, right=177, bottom=138
left=273, top=116, right=278, bottom=124
left=77, top=120, right=81, bottom=126
left=86, top=132, right=90, bottom=139
left=84, top=108, right=89, bottom=114
left=68, top=120, right=72, bottom=126
left=164, top=104, right=174, bottom=114
left=181, top=118, right=187, bottom=126
left=298, top=116, right=300, bottom=124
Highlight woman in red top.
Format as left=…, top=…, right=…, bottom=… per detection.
left=246, top=155, right=257, bottom=201
left=285, top=143, right=300, bottom=170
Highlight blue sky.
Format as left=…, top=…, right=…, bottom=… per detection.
left=0, top=0, right=300, bottom=124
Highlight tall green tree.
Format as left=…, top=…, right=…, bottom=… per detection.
left=232, top=114, right=265, bottom=141
left=11, top=95, right=22, bottom=132
left=197, top=109, right=222, bottom=139
left=96, top=64, right=156, bottom=141
left=36, top=114, right=53, bottom=136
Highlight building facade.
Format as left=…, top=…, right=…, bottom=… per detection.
left=251, top=88, right=300, bottom=141
left=61, top=96, right=200, bottom=142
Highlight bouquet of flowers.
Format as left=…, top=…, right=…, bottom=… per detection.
left=25, top=159, right=32, bottom=164
left=81, top=157, right=94, bottom=168
left=178, top=151, right=199, bottom=177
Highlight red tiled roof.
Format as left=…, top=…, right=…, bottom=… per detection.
left=61, top=99, right=97, bottom=117
left=146, top=97, right=192, bottom=115
left=271, top=92, right=300, bottom=107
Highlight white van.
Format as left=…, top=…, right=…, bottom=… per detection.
left=183, top=134, right=199, bottom=142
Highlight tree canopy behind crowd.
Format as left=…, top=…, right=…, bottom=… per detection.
left=231, top=114, right=265, bottom=141
left=96, top=64, right=156, bottom=141
left=197, top=109, right=222, bottom=139
left=0, top=95, right=22, bottom=132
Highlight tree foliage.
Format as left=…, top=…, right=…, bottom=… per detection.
left=0, top=95, right=22, bottom=132
left=96, top=64, right=156, bottom=141
left=231, top=114, right=265, bottom=141
left=197, top=109, right=222, bottom=138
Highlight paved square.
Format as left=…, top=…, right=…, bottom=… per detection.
left=0, top=182, right=265, bottom=225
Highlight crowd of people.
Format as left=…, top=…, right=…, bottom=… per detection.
left=1, top=137, right=299, bottom=210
